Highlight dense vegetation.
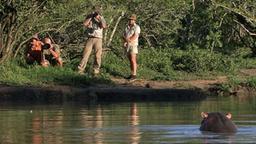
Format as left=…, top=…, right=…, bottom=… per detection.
left=1, top=0, right=256, bottom=87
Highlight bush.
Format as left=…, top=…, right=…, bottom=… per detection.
left=172, top=49, right=236, bottom=73
left=245, top=77, right=256, bottom=88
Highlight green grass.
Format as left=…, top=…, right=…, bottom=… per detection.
left=0, top=60, right=112, bottom=87
left=103, top=47, right=250, bottom=81
left=1, top=47, right=256, bottom=88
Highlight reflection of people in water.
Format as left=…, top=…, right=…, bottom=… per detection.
left=31, top=110, right=64, bottom=144
left=32, top=116, right=43, bottom=144
left=129, top=103, right=141, bottom=144
left=94, top=105, right=104, bottom=144
left=130, top=103, right=139, bottom=126
left=1, top=128, right=14, bottom=143
left=80, top=105, right=104, bottom=144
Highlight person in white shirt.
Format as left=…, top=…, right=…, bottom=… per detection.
left=123, top=14, right=141, bottom=80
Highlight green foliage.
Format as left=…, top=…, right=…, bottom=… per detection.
left=2, top=0, right=256, bottom=63
left=0, top=60, right=112, bottom=86
left=139, top=48, right=172, bottom=73
left=211, top=0, right=256, bottom=54
left=245, top=77, right=256, bottom=88
left=102, top=52, right=129, bottom=78
left=2, top=0, right=256, bottom=87
left=217, top=76, right=256, bottom=95
left=102, top=48, right=242, bottom=80
left=215, top=76, right=241, bottom=93
left=172, top=49, right=235, bottom=73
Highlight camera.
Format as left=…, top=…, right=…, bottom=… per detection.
left=42, top=43, right=51, bottom=49
left=92, top=12, right=99, bottom=17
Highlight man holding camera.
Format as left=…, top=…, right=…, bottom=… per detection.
left=77, top=6, right=107, bottom=75
left=41, top=37, right=63, bottom=67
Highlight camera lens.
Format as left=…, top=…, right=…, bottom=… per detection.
left=43, top=44, right=50, bottom=49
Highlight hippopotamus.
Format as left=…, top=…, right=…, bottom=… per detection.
left=200, top=112, right=237, bottom=133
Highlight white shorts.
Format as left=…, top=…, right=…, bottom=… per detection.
left=126, top=45, right=138, bottom=54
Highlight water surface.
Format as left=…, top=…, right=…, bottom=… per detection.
left=0, top=95, right=256, bottom=144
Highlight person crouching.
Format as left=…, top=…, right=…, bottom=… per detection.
left=41, top=37, right=63, bottom=67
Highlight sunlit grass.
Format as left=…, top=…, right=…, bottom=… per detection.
left=1, top=47, right=256, bottom=87
left=0, top=60, right=112, bottom=87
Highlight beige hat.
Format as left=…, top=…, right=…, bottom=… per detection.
left=129, top=14, right=137, bottom=20
left=93, top=5, right=102, bottom=15
left=32, top=33, right=39, bottom=40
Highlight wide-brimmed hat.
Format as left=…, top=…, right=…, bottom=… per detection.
left=93, top=5, right=102, bottom=15
left=32, top=33, right=39, bottom=40
left=128, top=14, right=137, bottom=20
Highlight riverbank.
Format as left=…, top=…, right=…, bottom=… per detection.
left=0, top=81, right=207, bottom=104
left=0, top=75, right=229, bottom=104
left=1, top=59, right=256, bottom=104
left=1, top=74, right=256, bottom=104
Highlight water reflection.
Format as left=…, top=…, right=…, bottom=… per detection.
left=1, top=129, right=13, bottom=144
left=31, top=110, right=63, bottom=144
left=201, top=133, right=236, bottom=144
left=32, top=116, right=42, bottom=144
left=0, top=96, right=256, bottom=143
left=80, top=105, right=104, bottom=144
left=129, top=103, right=141, bottom=144
left=94, top=105, right=104, bottom=144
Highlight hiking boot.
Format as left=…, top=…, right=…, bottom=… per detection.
left=127, top=75, right=137, bottom=81
left=94, top=68, right=100, bottom=74
left=93, top=72, right=100, bottom=78
left=77, top=70, right=84, bottom=75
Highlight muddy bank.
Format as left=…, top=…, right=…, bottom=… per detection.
left=210, top=85, right=256, bottom=98
left=0, top=85, right=207, bottom=104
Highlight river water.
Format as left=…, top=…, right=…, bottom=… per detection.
left=0, top=95, right=256, bottom=144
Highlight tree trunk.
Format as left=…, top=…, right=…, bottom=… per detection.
left=0, top=2, right=17, bottom=63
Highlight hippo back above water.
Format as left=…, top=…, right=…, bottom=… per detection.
left=200, top=112, right=237, bottom=133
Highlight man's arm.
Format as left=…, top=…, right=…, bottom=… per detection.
left=94, top=14, right=107, bottom=29
left=50, top=45, right=63, bottom=66
left=123, top=29, right=129, bottom=47
left=127, top=33, right=139, bottom=42
left=128, top=26, right=140, bottom=42
left=125, top=26, right=140, bottom=43
left=99, top=16, right=107, bottom=29
left=83, top=14, right=93, bottom=27
left=49, top=45, right=60, bottom=59
left=50, top=49, right=59, bottom=58
left=83, top=18, right=92, bottom=27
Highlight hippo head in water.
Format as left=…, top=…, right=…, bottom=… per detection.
left=200, top=112, right=237, bottom=133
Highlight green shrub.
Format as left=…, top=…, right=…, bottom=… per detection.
left=172, top=49, right=236, bottom=73
left=245, top=77, right=256, bottom=88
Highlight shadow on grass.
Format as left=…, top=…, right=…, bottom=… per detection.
left=49, top=73, right=114, bottom=87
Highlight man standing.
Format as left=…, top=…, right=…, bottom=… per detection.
left=123, top=14, right=141, bottom=80
left=77, top=6, right=107, bottom=75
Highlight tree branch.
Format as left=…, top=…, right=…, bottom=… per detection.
left=14, top=28, right=58, bottom=57
left=104, top=17, right=114, bottom=45
left=106, top=11, right=125, bottom=48
left=234, top=20, right=256, bottom=36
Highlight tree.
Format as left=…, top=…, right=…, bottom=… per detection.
left=211, top=0, right=256, bottom=54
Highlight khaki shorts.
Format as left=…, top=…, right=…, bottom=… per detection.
left=126, top=44, right=138, bottom=54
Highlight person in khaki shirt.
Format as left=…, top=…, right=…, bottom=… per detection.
left=77, top=6, right=107, bottom=75
left=41, top=37, right=63, bottom=67
left=123, top=14, right=141, bottom=80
